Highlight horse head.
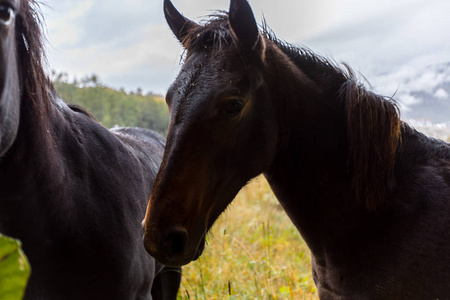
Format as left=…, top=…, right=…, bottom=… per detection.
left=143, top=0, right=279, bottom=267
left=0, top=0, right=21, bottom=157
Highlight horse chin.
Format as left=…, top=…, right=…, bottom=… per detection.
left=193, top=236, right=206, bottom=261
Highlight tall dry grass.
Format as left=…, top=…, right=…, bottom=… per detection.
left=178, top=176, right=318, bottom=299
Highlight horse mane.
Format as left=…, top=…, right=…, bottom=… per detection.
left=264, top=31, right=401, bottom=210
left=182, top=12, right=402, bottom=210
left=17, top=0, right=54, bottom=130
left=342, top=79, right=401, bottom=210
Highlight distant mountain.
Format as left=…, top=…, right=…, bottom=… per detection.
left=406, top=119, right=450, bottom=141
left=396, top=62, right=450, bottom=123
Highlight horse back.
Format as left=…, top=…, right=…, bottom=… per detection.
left=111, top=126, right=165, bottom=193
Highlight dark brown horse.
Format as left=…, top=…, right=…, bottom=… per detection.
left=0, top=1, right=180, bottom=299
left=143, top=0, right=450, bottom=298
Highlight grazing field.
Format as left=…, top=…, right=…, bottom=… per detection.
left=177, top=176, right=318, bottom=299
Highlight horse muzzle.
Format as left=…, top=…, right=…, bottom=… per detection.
left=143, top=226, right=205, bottom=267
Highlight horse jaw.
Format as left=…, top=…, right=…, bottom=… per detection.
left=0, top=17, right=20, bottom=157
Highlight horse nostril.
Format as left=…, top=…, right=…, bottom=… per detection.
left=163, top=227, right=188, bottom=259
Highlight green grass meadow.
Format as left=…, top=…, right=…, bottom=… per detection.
left=177, top=176, right=318, bottom=299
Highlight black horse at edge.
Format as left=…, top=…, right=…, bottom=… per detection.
left=0, top=1, right=180, bottom=299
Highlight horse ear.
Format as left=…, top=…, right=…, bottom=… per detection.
left=164, top=0, right=199, bottom=46
left=228, top=0, right=263, bottom=53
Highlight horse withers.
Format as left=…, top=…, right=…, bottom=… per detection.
left=0, top=1, right=179, bottom=299
left=143, top=0, right=450, bottom=298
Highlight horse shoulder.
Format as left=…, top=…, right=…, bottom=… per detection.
left=386, top=130, right=450, bottom=282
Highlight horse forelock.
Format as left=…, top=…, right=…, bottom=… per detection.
left=181, top=12, right=239, bottom=58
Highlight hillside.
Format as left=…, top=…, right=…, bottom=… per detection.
left=52, top=73, right=170, bottom=136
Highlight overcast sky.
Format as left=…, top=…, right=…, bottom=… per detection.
left=41, top=0, right=450, bottom=104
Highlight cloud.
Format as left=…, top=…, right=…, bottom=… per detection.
left=298, top=0, right=450, bottom=114
left=66, top=1, right=93, bottom=19
left=44, top=0, right=162, bottom=49
left=170, top=0, right=345, bottom=41
left=41, top=0, right=450, bottom=98
left=434, top=88, right=448, bottom=99
left=47, top=21, right=183, bottom=94
left=44, top=1, right=93, bottom=46
left=43, top=0, right=179, bottom=93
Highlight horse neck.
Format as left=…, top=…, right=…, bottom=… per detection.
left=0, top=90, right=64, bottom=191
left=262, top=45, right=355, bottom=245
left=261, top=43, right=404, bottom=257
left=264, top=44, right=349, bottom=179
left=0, top=90, right=63, bottom=239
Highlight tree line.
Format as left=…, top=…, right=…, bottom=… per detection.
left=52, top=72, right=170, bottom=136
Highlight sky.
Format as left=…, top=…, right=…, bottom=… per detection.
left=40, top=0, right=450, bottom=107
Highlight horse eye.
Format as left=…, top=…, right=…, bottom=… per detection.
left=221, top=100, right=244, bottom=116
left=0, top=5, right=14, bottom=25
